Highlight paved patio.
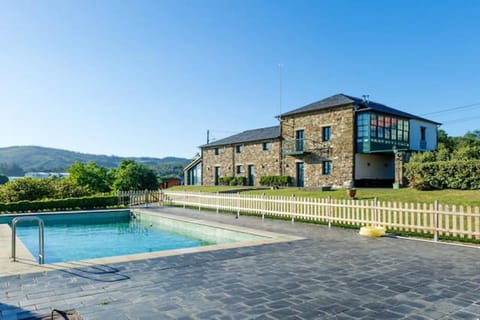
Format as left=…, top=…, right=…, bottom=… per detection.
left=1, top=206, right=480, bottom=319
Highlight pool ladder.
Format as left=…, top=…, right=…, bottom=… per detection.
left=11, top=216, right=45, bottom=264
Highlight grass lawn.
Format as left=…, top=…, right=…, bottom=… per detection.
left=169, top=186, right=480, bottom=207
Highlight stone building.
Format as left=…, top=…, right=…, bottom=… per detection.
left=184, top=94, right=439, bottom=188
left=199, top=126, right=281, bottom=186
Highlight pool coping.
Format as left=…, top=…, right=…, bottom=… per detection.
left=0, top=209, right=303, bottom=276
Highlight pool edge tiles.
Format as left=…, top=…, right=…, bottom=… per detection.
left=0, top=209, right=303, bottom=276
left=134, top=209, right=302, bottom=243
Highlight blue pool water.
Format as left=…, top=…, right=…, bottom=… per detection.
left=7, top=210, right=266, bottom=264
left=15, top=216, right=211, bottom=263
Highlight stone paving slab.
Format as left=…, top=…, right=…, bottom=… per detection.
left=1, top=206, right=480, bottom=319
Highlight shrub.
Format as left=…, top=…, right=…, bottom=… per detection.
left=219, top=176, right=246, bottom=186
left=0, top=177, right=93, bottom=203
left=259, top=176, right=292, bottom=187
left=405, top=160, right=480, bottom=190
left=0, top=177, right=56, bottom=202
left=218, top=176, right=234, bottom=186
left=0, top=195, right=120, bottom=214
left=235, top=177, right=246, bottom=186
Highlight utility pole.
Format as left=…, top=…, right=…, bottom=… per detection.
left=278, top=63, right=284, bottom=177
left=278, top=63, right=284, bottom=115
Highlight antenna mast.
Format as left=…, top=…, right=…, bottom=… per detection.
left=278, top=63, right=284, bottom=115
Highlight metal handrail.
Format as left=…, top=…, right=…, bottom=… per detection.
left=11, top=216, right=45, bottom=264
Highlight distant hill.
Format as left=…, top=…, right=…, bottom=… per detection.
left=0, top=146, right=190, bottom=176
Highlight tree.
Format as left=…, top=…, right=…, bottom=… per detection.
left=461, top=130, right=480, bottom=149
left=155, top=163, right=185, bottom=177
left=112, top=160, right=159, bottom=191
left=52, top=178, right=92, bottom=199
left=67, top=161, right=112, bottom=193
left=0, top=174, right=8, bottom=185
left=437, top=129, right=456, bottom=153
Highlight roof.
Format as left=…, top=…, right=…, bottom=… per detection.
left=279, top=93, right=441, bottom=125
left=183, top=156, right=202, bottom=171
left=201, top=126, right=280, bottom=148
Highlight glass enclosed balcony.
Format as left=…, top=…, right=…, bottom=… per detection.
left=356, top=112, right=410, bottom=153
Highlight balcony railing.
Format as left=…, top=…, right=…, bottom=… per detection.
left=283, top=139, right=310, bottom=156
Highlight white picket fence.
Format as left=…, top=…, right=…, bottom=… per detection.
left=119, top=190, right=480, bottom=242
left=117, top=190, right=161, bottom=207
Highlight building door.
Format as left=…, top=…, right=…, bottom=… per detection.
left=248, top=165, right=255, bottom=186
left=296, top=162, right=304, bottom=187
left=214, top=167, right=220, bottom=186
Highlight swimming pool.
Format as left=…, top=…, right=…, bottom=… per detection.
left=4, top=210, right=268, bottom=264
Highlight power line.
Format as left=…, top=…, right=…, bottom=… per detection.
left=440, top=114, right=480, bottom=124
left=421, top=102, right=480, bottom=116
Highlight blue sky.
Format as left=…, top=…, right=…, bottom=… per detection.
left=1, top=0, right=479, bottom=159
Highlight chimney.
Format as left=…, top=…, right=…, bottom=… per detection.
left=362, top=94, right=370, bottom=105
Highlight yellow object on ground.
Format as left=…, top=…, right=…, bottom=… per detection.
left=359, top=226, right=386, bottom=237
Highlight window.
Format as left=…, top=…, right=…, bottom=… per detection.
left=370, top=113, right=377, bottom=137
left=402, top=120, right=409, bottom=142
left=377, top=116, right=384, bottom=138
left=296, top=130, right=304, bottom=152
left=384, top=117, right=391, bottom=139
left=214, top=148, right=220, bottom=155
left=322, top=126, right=331, bottom=142
left=357, top=113, right=369, bottom=138
left=236, top=165, right=243, bottom=174
left=236, top=145, right=243, bottom=153
left=322, top=160, right=332, bottom=175
left=262, top=142, right=270, bottom=151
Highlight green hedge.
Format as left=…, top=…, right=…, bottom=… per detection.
left=0, top=195, right=120, bottom=214
left=218, top=176, right=233, bottom=186
left=259, top=175, right=292, bottom=187
left=405, top=160, right=480, bottom=190
left=218, top=176, right=247, bottom=186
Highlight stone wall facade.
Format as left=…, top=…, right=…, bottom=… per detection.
left=202, top=145, right=234, bottom=186
left=202, top=139, right=281, bottom=186
left=280, top=105, right=355, bottom=188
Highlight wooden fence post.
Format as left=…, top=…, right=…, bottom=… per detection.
left=434, top=200, right=439, bottom=242
left=327, top=196, right=332, bottom=229
left=262, top=193, right=266, bottom=221
left=374, top=197, right=379, bottom=227
left=290, top=194, right=295, bottom=224
left=236, top=192, right=240, bottom=219
left=216, top=192, right=219, bottom=214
